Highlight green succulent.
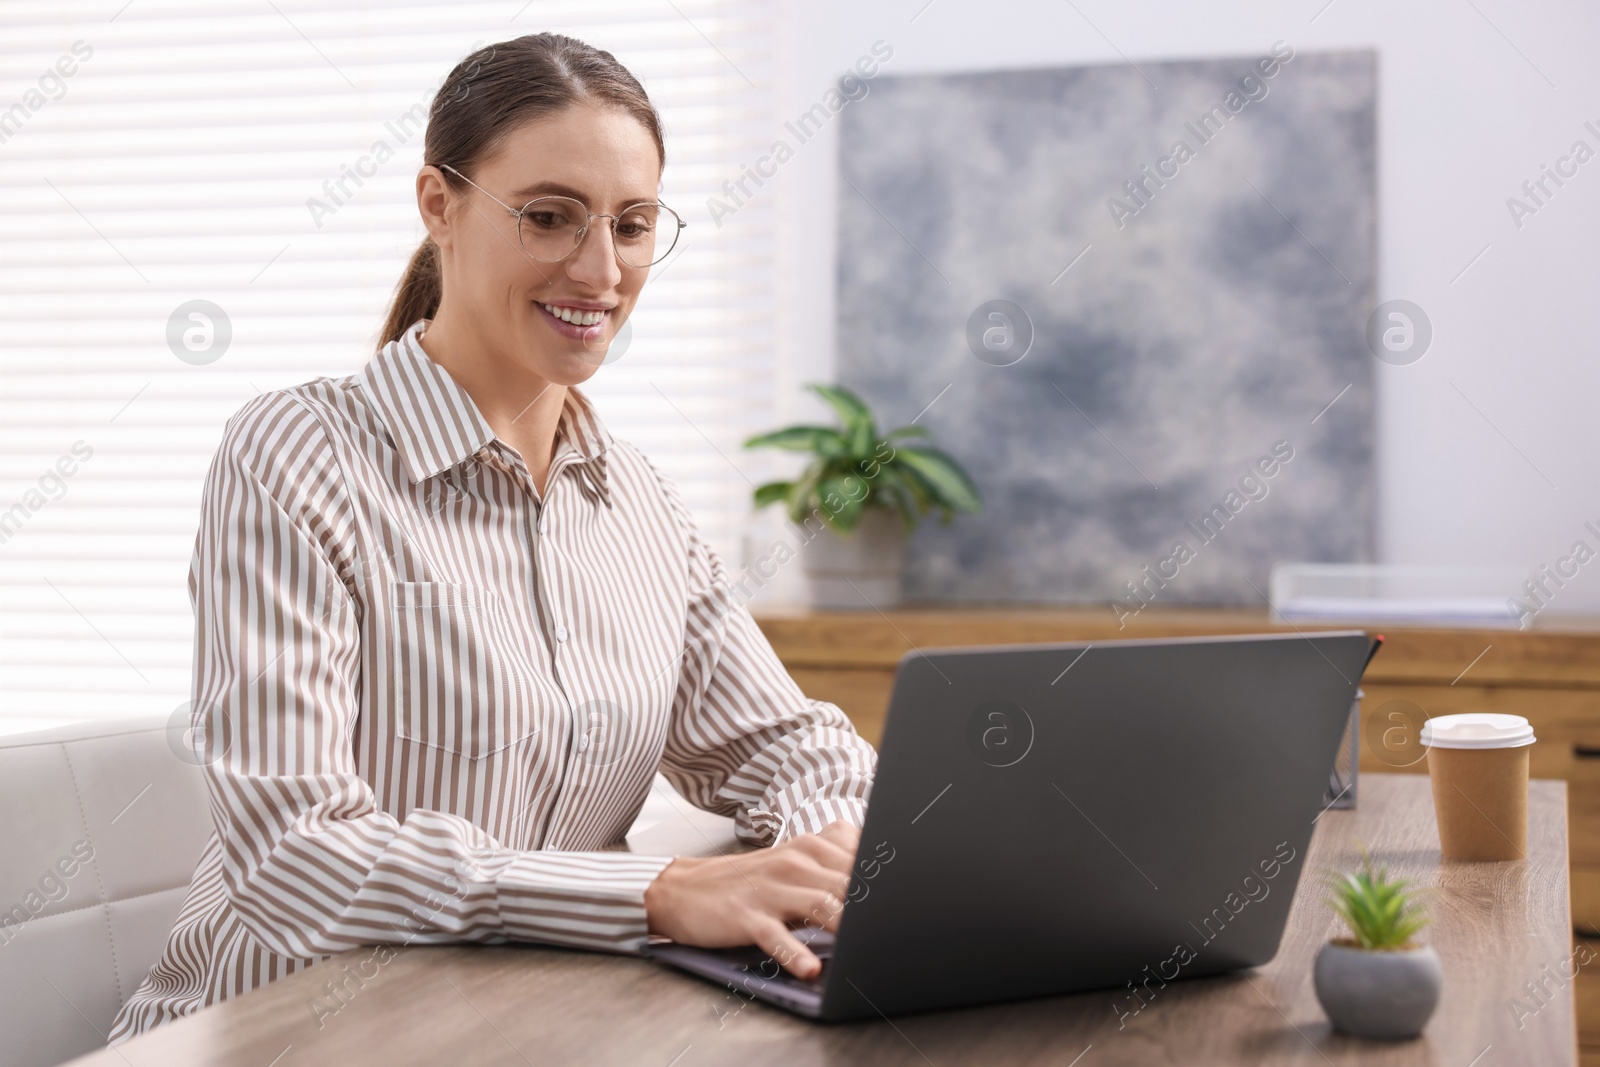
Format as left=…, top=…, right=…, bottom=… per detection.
left=743, top=383, right=981, bottom=534
left=1325, top=848, right=1431, bottom=951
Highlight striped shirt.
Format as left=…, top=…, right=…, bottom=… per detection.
left=107, top=319, right=877, bottom=1043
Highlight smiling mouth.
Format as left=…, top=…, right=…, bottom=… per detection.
left=537, top=302, right=609, bottom=326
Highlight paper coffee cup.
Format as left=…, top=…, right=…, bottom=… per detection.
left=1422, top=713, right=1534, bottom=862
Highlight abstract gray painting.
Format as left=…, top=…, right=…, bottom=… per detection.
left=835, top=48, right=1376, bottom=615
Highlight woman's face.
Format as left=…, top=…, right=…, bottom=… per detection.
left=424, top=103, right=663, bottom=384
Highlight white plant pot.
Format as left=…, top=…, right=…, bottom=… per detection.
left=800, top=508, right=909, bottom=610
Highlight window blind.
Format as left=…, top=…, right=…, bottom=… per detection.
left=0, top=0, right=778, bottom=733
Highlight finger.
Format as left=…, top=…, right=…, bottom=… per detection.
left=819, top=825, right=870, bottom=844
left=752, top=918, right=822, bottom=981
left=817, top=821, right=862, bottom=852
left=786, top=832, right=856, bottom=874
left=811, top=892, right=847, bottom=932
left=766, top=885, right=848, bottom=931
left=767, top=851, right=851, bottom=901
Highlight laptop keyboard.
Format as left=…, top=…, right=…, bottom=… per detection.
left=722, top=928, right=835, bottom=994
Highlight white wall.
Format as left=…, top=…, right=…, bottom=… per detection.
left=756, top=0, right=1600, bottom=612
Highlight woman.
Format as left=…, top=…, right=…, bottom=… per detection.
left=109, top=33, right=876, bottom=1043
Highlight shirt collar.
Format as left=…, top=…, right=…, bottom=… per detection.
left=356, top=319, right=613, bottom=503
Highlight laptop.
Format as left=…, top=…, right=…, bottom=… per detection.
left=649, top=630, right=1377, bottom=1021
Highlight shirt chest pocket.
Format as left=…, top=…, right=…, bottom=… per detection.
left=386, top=581, right=541, bottom=761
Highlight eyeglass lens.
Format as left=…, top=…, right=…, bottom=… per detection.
left=519, top=196, right=680, bottom=268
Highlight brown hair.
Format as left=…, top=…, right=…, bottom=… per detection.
left=379, top=33, right=665, bottom=347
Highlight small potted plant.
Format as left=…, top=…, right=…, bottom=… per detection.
left=1313, top=850, right=1441, bottom=1040
left=743, top=383, right=980, bottom=609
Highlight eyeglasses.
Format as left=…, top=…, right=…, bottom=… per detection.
left=434, top=163, right=686, bottom=269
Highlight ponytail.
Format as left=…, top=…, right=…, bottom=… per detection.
left=380, top=236, right=441, bottom=347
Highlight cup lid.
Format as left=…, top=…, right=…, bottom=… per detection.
left=1420, top=712, right=1536, bottom=749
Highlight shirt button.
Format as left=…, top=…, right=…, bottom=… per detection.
left=555, top=623, right=569, bottom=643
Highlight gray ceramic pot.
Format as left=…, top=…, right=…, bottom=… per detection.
left=1313, top=941, right=1442, bottom=1039
left=800, top=507, right=908, bottom=609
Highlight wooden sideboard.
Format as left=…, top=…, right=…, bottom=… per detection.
left=754, top=605, right=1600, bottom=1064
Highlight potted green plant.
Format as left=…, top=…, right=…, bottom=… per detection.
left=1313, top=850, right=1441, bottom=1040
left=743, top=383, right=980, bottom=609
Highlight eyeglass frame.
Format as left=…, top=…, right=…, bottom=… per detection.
left=432, top=162, right=686, bottom=268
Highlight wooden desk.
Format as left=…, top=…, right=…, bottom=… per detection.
left=68, top=775, right=1575, bottom=1066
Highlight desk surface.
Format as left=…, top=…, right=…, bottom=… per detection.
left=70, top=774, right=1574, bottom=1067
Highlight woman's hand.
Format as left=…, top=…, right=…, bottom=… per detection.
left=644, top=820, right=861, bottom=981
